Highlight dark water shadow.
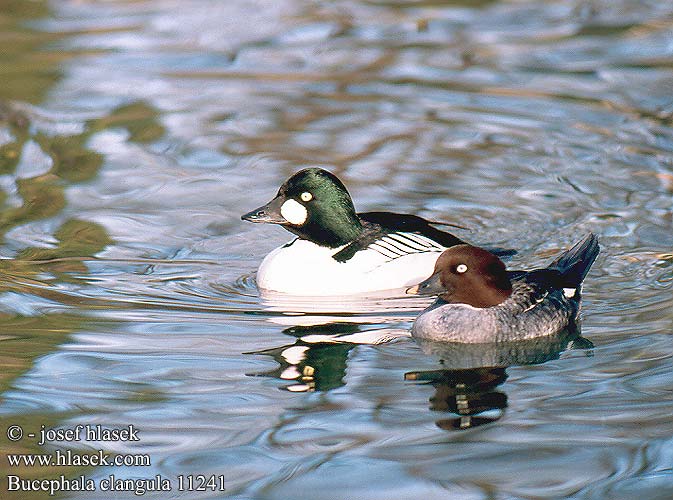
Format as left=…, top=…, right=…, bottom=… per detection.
left=247, top=316, right=416, bottom=392
left=405, top=326, right=594, bottom=431
left=246, top=323, right=367, bottom=392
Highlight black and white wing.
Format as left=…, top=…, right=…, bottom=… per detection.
left=332, top=211, right=466, bottom=263
left=333, top=229, right=448, bottom=263
left=366, top=232, right=446, bottom=260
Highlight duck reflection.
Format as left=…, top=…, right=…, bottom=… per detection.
left=405, top=326, right=593, bottom=431
left=250, top=285, right=430, bottom=391
left=406, top=367, right=508, bottom=430
left=249, top=322, right=408, bottom=392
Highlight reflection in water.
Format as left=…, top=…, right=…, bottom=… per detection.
left=0, top=8, right=140, bottom=491
left=0, top=0, right=672, bottom=497
left=250, top=341, right=353, bottom=392
left=406, top=367, right=508, bottom=430
left=249, top=323, right=395, bottom=392
left=0, top=103, right=114, bottom=296
left=259, top=287, right=433, bottom=318
left=406, top=327, right=593, bottom=431
left=0, top=0, right=63, bottom=104
left=0, top=107, right=115, bottom=488
left=251, top=293, right=419, bottom=392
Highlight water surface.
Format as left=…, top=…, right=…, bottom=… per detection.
left=1, top=0, right=673, bottom=499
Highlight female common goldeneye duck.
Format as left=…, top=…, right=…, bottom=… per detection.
left=241, top=167, right=468, bottom=295
left=408, top=233, right=600, bottom=343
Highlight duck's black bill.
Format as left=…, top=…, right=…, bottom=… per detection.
left=241, top=197, right=287, bottom=224
left=406, top=273, right=444, bottom=296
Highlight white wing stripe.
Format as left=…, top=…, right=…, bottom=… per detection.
left=386, top=233, right=433, bottom=251
left=367, top=231, right=447, bottom=261
left=403, top=232, right=445, bottom=250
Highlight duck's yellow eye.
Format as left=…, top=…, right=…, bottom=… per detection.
left=456, top=264, right=468, bottom=274
left=300, top=192, right=313, bottom=202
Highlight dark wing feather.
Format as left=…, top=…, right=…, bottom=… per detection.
left=510, top=234, right=600, bottom=300
left=508, top=269, right=564, bottom=312
left=358, top=212, right=466, bottom=247
left=360, top=212, right=516, bottom=258
left=548, top=233, right=599, bottom=287
left=333, top=212, right=464, bottom=263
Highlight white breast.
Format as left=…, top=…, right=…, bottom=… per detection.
left=256, top=238, right=442, bottom=296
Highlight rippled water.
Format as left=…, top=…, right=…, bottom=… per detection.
left=1, top=0, right=672, bottom=498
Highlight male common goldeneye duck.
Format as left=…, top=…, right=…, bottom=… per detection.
left=408, top=233, right=600, bottom=343
left=241, top=167, right=469, bottom=295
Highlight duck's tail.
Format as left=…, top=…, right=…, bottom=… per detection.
left=549, top=233, right=600, bottom=287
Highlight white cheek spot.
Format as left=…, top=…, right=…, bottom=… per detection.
left=456, top=264, right=468, bottom=274
left=280, top=199, right=308, bottom=225
left=300, top=192, right=313, bottom=202
left=563, top=288, right=577, bottom=298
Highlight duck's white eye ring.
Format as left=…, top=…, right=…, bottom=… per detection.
left=456, top=264, right=468, bottom=274
left=300, top=192, right=313, bottom=202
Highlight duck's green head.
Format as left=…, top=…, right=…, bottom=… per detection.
left=241, top=168, right=363, bottom=247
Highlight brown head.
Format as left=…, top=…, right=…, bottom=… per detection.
left=408, top=244, right=512, bottom=307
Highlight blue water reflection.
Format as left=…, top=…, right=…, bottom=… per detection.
left=0, top=0, right=673, bottom=498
